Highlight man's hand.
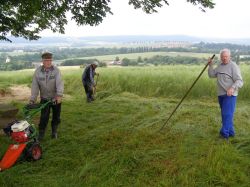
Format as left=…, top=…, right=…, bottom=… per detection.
left=55, top=96, right=62, bottom=104
left=29, top=100, right=35, bottom=104
left=227, top=87, right=234, bottom=96
left=208, top=57, right=214, bottom=65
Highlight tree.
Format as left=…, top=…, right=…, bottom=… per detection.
left=0, top=0, right=214, bottom=42
left=122, top=58, right=130, bottom=66
left=137, top=56, right=143, bottom=63
left=115, top=56, right=120, bottom=61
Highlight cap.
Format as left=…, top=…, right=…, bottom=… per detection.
left=92, top=61, right=99, bottom=66
left=41, top=51, right=53, bottom=59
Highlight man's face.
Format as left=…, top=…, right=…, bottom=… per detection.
left=42, top=58, right=52, bottom=69
left=220, top=52, right=230, bottom=64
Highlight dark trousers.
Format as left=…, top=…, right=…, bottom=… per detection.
left=218, top=95, right=237, bottom=138
left=39, top=99, right=61, bottom=136
left=83, top=83, right=94, bottom=102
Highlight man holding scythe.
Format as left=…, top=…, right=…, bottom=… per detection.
left=208, top=48, right=243, bottom=139
left=82, top=61, right=99, bottom=103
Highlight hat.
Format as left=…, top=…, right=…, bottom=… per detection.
left=41, top=51, right=53, bottom=59
left=92, top=61, right=99, bottom=66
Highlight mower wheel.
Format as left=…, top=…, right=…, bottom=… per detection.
left=26, top=142, right=42, bottom=161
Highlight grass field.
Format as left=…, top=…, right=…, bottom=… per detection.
left=1, top=65, right=250, bottom=186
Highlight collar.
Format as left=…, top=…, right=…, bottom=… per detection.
left=221, top=60, right=231, bottom=65
left=41, top=65, right=54, bottom=72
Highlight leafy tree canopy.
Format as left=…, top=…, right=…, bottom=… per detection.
left=0, top=0, right=214, bottom=42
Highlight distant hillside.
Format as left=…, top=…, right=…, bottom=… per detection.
left=1, top=35, right=250, bottom=47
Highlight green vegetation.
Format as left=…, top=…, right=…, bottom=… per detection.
left=64, top=52, right=212, bottom=62
left=0, top=70, right=33, bottom=87
left=63, top=65, right=250, bottom=100
left=1, top=65, right=250, bottom=186
left=1, top=0, right=214, bottom=42
left=1, top=42, right=250, bottom=70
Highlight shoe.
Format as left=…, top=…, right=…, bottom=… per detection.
left=38, top=132, right=45, bottom=141
left=219, top=134, right=229, bottom=141
left=51, top=133, right=58, bottom=139
left=38, top=136, right=43, bottom=141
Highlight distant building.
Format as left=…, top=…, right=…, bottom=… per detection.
left=5, top=56, right=11, bottom=63
left=13, top=50, right=24, bottom=53
left=32, top=62, right=42, bottom=69
left=109, top=60, right=122, bottom=66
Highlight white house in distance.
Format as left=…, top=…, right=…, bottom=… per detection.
left=31, top=62, right=42, bottom=69
left=109, top=60, right=122, bottom=66
left=5, top=56, right=11, bottom=63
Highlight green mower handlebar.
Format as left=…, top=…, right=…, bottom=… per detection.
left=23, top=100, right=54, bottom=120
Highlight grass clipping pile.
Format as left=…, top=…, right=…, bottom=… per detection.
left=0, top=85, right=30, bottom=103
left=0, top=85, right=30, bottom=133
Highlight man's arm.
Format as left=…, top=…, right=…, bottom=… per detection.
left=89, top=66, right=95, bottom=85
left=232, top=64, right=243, bottom=89
left=55, top=70, right=64, bottom=103
left=207, top=57, right=217, bottom=78
left=30, top=71, right=39, bottom=103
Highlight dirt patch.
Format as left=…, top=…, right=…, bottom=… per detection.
left=0, top=85, right=31, bottom=103
left=0, top=84, right=72, bottom=103
left=0, top=88, right=11, bottom=97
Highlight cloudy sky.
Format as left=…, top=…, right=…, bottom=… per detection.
left=41, top=0, right=250, bottom=39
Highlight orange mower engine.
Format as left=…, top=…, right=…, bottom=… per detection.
left=0, top=120, right=42, bottom=172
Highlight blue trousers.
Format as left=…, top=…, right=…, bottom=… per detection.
left=218, top=95, right=237, bottom=138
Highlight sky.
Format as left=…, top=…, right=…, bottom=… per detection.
left=41, top=0, right=250, bottom=39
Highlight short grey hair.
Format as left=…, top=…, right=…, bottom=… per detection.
left=92, top=61, right=99, bottom=66
left=220, top=48, right=231, bottom=56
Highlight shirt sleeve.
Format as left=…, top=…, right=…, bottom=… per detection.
left=56, top=70, right=64, bottom=96
left=90, top=66, right=95, bottom=85
left=232, top=65, right=243, bottom=89
left=208, top=65, right=217, bottom=78
left=30, top=71, right=39, bottom=102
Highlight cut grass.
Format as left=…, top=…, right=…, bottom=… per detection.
left=1, top=94, right=250, bottom=186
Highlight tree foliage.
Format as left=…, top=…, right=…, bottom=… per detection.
left=0, top=0, right=215, bottom=42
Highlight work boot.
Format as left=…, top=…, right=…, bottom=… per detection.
left=51, top=133, right=58, bottom=139
left=38, top=131, right=45, bottom=141
left=51, top=123, right=59, bottom=139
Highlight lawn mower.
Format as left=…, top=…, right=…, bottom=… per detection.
left=0, top=100, right=51, bottom=172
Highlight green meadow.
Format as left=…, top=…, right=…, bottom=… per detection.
left=1, top=65, right=250, bottom=186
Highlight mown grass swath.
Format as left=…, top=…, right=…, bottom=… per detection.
left=1, top=65, right=250, bottom=186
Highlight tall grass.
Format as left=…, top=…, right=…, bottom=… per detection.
left=63, top=64, right=249, bottom=100
left=1, top=64, right=249, bottom=100
left=0, top=69, right=33, bottom=88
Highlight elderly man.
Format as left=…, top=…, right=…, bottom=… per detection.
left=82, top=61, right=99, bottom=102
left=208, top=49, right=243, bottom=139
left=30, top=51, right=64, bottom=140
